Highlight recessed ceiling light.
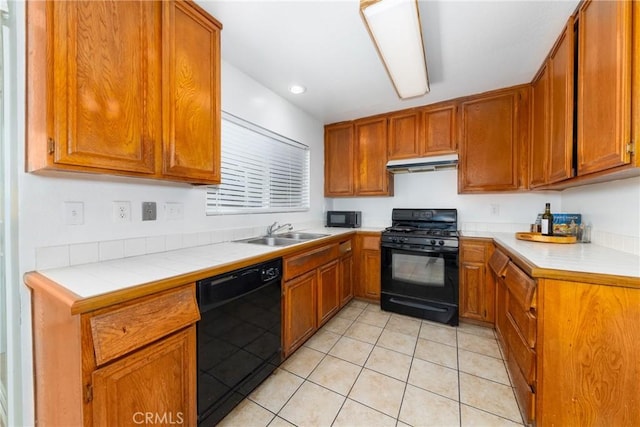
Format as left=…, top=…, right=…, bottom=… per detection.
left=288, top=84, right=306, bottom=94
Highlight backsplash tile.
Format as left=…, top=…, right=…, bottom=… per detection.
left=69, top=242, right=99, bottom=265
left=124, top=238, right=146, bottom=257
left=35, top=245, right=70, bottom=270
left=99, top=240, right=125, bottom=261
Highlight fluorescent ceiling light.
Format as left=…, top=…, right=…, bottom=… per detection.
left=360, top=0, right=429, bottom=99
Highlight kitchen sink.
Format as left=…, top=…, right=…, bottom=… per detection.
left=274, top=232, right=329, bottom=240
left=240, top=236, right=300, bottom=246
left=236, top=232, right=329, bottom=247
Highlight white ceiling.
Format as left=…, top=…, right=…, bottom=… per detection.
left=197, top=0, right=580, bottom=125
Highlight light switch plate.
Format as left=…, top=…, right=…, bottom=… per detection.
left=142, top=202, right=157, bottom=221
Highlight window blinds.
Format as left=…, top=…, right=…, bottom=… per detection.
left=207, top=112, right=310, bottom=214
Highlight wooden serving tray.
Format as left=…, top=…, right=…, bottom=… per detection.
left=515, top=232, right=577, bottom=244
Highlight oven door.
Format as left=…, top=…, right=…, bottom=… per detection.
left=380, top=244, right=459, bottom=325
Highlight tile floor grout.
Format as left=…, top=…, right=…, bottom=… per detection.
left=218, top=300, right=525, bottom=427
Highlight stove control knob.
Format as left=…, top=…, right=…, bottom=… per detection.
left=430, top=239, right=436, bottom=245
left=402, top=237, right=409, bottom=242
left=439, top=240, right=445, bottom=246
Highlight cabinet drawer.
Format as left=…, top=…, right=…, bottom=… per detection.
left=90, top=285, right=200, bottom=366
left=507, top=349, right=535, bottom=424
left=339, top=239, right=353, bottom=256
left=360, top=234, right=380, bottom=251
left=488, top=249, right=509, bottom=277
left=284, top=243, right=339, bottom=281
left=504, top=262, right=536, bottom=310
left=506, top=314, right=536, bottom=385
left=461, top=241, right=487, bottom=263
left=507, top=297, right=537, bottom=348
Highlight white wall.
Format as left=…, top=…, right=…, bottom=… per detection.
left=331, top=170, right=562, bottom=231
left=562, top=176, right=640, bottom=254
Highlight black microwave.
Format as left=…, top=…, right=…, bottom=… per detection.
left=326, top=211, right=361, bottom=228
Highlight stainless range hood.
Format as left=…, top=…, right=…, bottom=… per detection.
left=386, top=153, right=458, bottom=174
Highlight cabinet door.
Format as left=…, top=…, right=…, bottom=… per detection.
left=460, top=262, right=486, bottom=321
left=459, top=87, right=528, bottom=192
left=548, top=18, right=575, bottom=184
left=92, top=327, right=196, bottom=426
left=355, top=117, right=393, bottom=196
left=421, top=103, right=457, bottom=156
left=361, top=250, right=381, bottom=300
left=49, top=0, right=159, bottom=174
left=324, top=123, right=355, bottom=196
left=317, top=260, right=340, bottom=327
left=577, top=0, right=632, bottom=175
left=460, top=239, right=495, bottom=323
left=388, top=111, right=421, bottom=160
left=283, top=271, right=317, bottom=357
left=530, top=64, right=549, bottom=188
left=162, top=1, right=222, bottom=183
left=339, top=254, right=354, bottom=308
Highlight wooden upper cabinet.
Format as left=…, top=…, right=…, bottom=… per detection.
left=162, top=1, right=222, bottom=183
left=324, top=123, right=355, bottom=196
left=548, top=16, right=575, bottom=184
left=421, top=103, right=457, bottom=155
left=46, top=1, right=160, bottom=174
left=530, top=63, right=550, bottom=188
left=354, top=117, right=393, bottom=196
left=387, top=103, right=457, bottom=160
left=577, top=0, right=632, bottom=175
left=388, top=111, right=421, bottom=160
left=26, top=0, right=222, bottom=184
left=459, top=86, right=530, bottom=193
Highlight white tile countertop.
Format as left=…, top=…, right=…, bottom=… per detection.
left=33, top=227, right=376, bottom=300
left=463, top=231, right=640, bottom=279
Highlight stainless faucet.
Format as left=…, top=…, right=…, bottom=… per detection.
left=266, top=221, right=293, bottom=236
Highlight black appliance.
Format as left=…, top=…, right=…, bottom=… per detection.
left=381, top=208, right=459, bottom=326
left=196, top=258, right=282, bottom=426
left=326, top=210, right=362, bottom=228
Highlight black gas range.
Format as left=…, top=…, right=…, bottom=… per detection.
left=380, top=209, right=459, bottom=326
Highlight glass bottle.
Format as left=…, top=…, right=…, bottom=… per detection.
left=541, top=203, right=554, bottom=236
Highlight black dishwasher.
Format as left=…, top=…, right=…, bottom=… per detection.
left=196, top=258, right=282, bottom=426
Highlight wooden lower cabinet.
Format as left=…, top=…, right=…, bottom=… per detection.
left=536, top=278, right=640, bottom=425
left=26, top=280, right=200, bottom=426
left=92, top=328, right=195, bottom=426
left=459, top=238, right=495, bottom=323
left=317, top=260, right=340, bottom=326
left=282, top=240, right=348, bottom=357
left=338, top=238, right=354, bottom=307
left=283, top=270, right=317, bottom=357
left=354, top=232, right=381, bottom=302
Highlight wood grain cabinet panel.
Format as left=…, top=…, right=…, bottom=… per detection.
left=354, top=233, right=381, bottom=302
left=26, top=0, right=222, bottom=184
left=547, top=17, right=575, bottom=184
left=92, top=328, right=196, bottom=427
left=354, top=117, right=394, bottom=196
left=283, top=270, right=317, bottom=357
left=339, top=239, right=354, bottom=307
left=388, top=111, right=421, bottom=160
left=459, top=86, right=530, bottom=193
left=530, top=63, right=549, bottom=188
left=162, top=0, right=221, bottom=183
left=47, top=0, right=160, bottom=174
left=459, top=239, right=495, bottom=323
left=421, top=103, right=457, bottom=155
left=577, top=0, right=632, bottom=176
left=317, top=260, right=340, bottom=327
left=324, top=123, right=355, bottom=196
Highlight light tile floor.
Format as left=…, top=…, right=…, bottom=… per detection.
left=219, top=300, right=524, bottom=427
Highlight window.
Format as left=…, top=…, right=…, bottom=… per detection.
left=207, top=112, right=310, bottom=214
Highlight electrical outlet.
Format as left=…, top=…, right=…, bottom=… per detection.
left=490, top=204, right=500, bottom=216
left=142, top=202, right=157, bottom=221
left=64, top=201, right=84, bottom=225
left=113, top=201, right=131, bottom=222
left=164, top=202, right=184, bottom=220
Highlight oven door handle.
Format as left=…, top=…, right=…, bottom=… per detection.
left=381, top=243, right=455, bottom=255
